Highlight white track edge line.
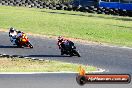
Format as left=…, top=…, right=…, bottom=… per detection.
left=0, top=70, right=105, bottom=74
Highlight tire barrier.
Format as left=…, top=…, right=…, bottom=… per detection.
left=0, top=53, right=45, bottom=61
left=0, top=0, right=132, bottom=17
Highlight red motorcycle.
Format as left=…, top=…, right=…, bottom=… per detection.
left=17, top=33, right=33, bottom=48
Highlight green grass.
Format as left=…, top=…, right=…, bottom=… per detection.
left=0, top=6, right=132, bottom=47
left=0, top=57, right=96, bottom=72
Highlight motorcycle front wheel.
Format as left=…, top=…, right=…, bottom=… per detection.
left=73, top=50, right=81, bottom=57
left=26, top=42, right=33, bottom=48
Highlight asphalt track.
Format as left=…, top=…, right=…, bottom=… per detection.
left=0, top=31, right=132, bottom=88
left=0, top=31, right=132, bottom=73
left=0, top=73, right=131, bottom=88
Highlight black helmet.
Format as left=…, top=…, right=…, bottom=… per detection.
left=17, top=31, right=21, bottom=33
left=9, top=27, right=15, bottom=33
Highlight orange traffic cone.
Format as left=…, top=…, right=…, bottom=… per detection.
left=79, top=65, right=86, bottom=76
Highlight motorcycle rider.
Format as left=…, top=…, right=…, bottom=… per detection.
left=9, top=27, right=17, bottom=37
left=57, top=36, right=75, bottom=55
left=9, top=27, right=18, bottom=45
left=15, top=31, right=23, bottom=46
left=9, top=27, right=33, bottom=48
left=9, top=27, right=22, bottom=46
left=57, top=36, right=64, bottom=49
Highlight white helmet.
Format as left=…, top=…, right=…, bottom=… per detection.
left=9, top=27, right=15, bottom=33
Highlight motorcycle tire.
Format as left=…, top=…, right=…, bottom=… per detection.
left=69, top=50, right=74, bottom=57
left=73, top=50, right=81, bottom=57
left=61, top=51, right=64, bottom=55
left=16, top=43, right=23, bottom=48
left=17, top=45, right=23, bottom=48
left=61, top=49, right=65, bottom=55
left=26, top=42, right=33, bottom=48
left=69, top=53, right=73, bottom=57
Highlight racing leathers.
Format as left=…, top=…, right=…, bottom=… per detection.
left=9, top=30, right=18, bottom=45
left=57, top=39, right=75, bottom=55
